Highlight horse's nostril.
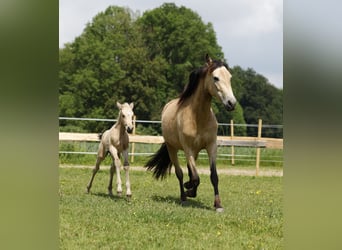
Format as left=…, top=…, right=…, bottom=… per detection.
left=226, top=100, right=235, bottom=111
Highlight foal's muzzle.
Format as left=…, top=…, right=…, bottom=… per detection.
left=126, top=126, right=133, bottom=133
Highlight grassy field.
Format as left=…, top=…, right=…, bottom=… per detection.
left=59, top=167, right=283, bottom=249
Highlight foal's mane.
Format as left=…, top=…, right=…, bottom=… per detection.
left=178, top=60, right=228, bottom=106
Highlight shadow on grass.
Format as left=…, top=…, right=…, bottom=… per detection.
left=152, top=195, right=212, bottom=210
left=91, top=192, right=130, bottom=202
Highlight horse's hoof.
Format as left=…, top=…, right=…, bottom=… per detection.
left=185, top=189, right=197, bottom=198
left=216, top=207, right=224, bottom=213
left=117, top=191, right=122, bottom=197
left=184, top=181, right=193, bottom=189
left=126, top=194, right=132, bottom=201
left=181, top=200, right=188, bottom=206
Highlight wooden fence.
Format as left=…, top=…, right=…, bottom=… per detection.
left=59, top=119, right=283, bottom=176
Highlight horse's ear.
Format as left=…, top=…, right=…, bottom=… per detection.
left=129, top=102, right=134, bottom=109
left=205, top=54, right=212, bottom=66
left=116, top=102, right=122, bottom=110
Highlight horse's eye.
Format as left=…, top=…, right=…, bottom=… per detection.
left=122, top=114, right=126, bottom=118
left=213, top=76, right=219, bottom=82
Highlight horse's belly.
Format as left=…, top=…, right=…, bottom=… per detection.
left=161, top=99, right=182, bottom=149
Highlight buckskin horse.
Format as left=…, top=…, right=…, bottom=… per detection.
left=145, top=55, right=236, bottom=212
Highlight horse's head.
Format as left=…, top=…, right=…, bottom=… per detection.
left=117, top=102, right=134, bottom=133
left=205, top=55, right=236, bottom=111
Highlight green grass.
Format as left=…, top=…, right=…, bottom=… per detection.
left=60, top=167, right=283, bottom=249
left=59, top=141, right=283, bottom=168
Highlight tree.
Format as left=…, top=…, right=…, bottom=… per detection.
left=59, top=4, right=282, bottom=137
left=138, top=3, right=224, bottom=99
left=231, top=66, right=283, bottom=137
left=59, top=6, right=169, bottom=132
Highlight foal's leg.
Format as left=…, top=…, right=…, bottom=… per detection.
left=86, top=143, right=105, bottom=193
left=206, top=144, right=223, bottom=212
left=122, top=149, right=131, bottom=198
left=166, top=145, right=186, bottom=203
left=108, top=146, right=122, bottom=196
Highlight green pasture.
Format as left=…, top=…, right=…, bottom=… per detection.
left=59, top=141, right=283, bottom=169
left=59, top=167, right=283, bottom=249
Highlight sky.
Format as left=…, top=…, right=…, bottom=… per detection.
left=59, top=0, right=283, bottom=89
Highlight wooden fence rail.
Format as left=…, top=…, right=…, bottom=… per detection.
left=59, top=119, right=283, bottom=176
left=58, top=132, right=282, bottom=148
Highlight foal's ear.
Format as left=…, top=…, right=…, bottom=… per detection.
left=205, top=54, right=213, bottom=66
left=129, top=102, right=134, bottom=109
left=116, top=102, right=122, bottom=110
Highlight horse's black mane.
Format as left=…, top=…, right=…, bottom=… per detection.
left=178, top=60, right=228, bottom=106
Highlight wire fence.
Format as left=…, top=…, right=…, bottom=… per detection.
left=59, top=116, right=283, bottom=128
left=59, top=117, right=283, bottom=167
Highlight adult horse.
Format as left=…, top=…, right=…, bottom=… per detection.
left=145, top=55, right=236, bottom=212
left=86, top=102, right=134, bottom=198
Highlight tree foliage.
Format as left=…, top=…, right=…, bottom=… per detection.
left=59, top=4, right=283, bottom=137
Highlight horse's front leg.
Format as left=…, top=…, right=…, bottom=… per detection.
left=207, top=144, right=223, bottom=212
left=109, top=146, right=122, bottom=196
left=122, top=149, right=131, bottom=198
left=184, top=153, right=200, bottom=198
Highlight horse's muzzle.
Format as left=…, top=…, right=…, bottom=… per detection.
left=225, top=100, right=235, bottom=111
left=126, top=127, right=133, bottom=133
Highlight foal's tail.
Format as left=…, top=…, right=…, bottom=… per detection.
left=144, top=143, right=172, bottom=180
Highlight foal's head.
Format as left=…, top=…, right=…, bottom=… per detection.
left=117, top=102, right=134, bottom=133
left=204, top=54, right=236, bottom=111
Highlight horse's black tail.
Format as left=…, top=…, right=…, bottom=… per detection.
left=144, top=143, right=172, bottom=180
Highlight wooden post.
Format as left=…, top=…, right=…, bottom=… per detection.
left=256, top=119, right=262, bottom=176
left=130, top=115, right=136, bottom=163
left=230, top=120, right=235, bottom=166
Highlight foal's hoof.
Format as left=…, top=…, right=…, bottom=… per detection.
left=117, top=191, right=122, bottom=197
left=126, top=194, right=132, bottom=201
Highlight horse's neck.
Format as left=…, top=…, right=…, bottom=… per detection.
left=112, top=115, right=125, bottom=135
left=190, top=79, right=212, bottom=117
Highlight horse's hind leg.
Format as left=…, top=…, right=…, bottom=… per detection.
left=108, top=161, right=116, bottom=196
left=167, top=145, right=186, bottom=203
left=86, top=149, right=105, bottom=193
